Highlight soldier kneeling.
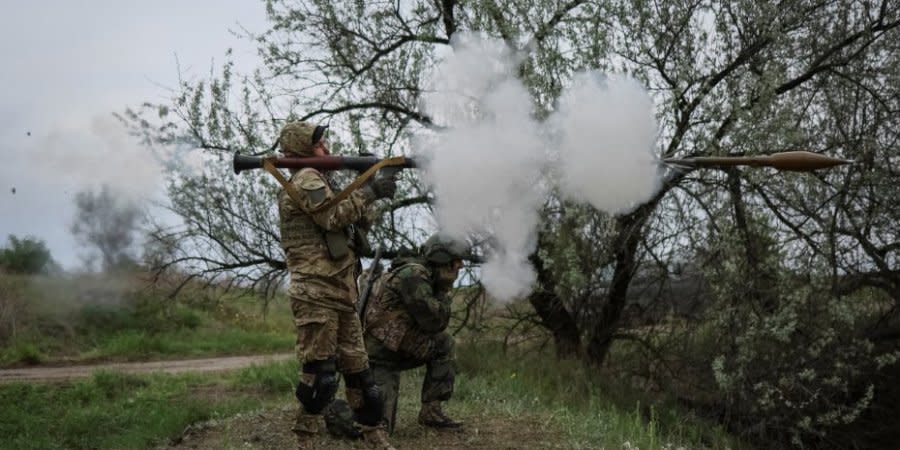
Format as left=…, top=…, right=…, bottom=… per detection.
left=328, top=234, right=466, bottom=436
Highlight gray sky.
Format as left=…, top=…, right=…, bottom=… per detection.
left=0, top=1, right=267, bottom=269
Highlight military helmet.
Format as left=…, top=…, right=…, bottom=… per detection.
left=421, top=234, right=467, bottom=265
left=279, top=121, right=328, bottom=156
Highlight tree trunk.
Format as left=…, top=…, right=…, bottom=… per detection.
left=528, top=288, right=583, bottom=359
left=584, top=208, right=648, bottom=366
left=528, top=239, right=583, bottom=360
left=726, top=169, right=778, bottom=312
left=581, top=172, right=684, bottom=367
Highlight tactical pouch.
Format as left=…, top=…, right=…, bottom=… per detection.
left=324, top=231, right=350, bottom=260
left=352, top=226, right=372, bottom=256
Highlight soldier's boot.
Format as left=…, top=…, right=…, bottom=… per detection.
left=323, top=399, right=363, bottom=439
left=361, top=425, right=396, bottom=450
left=417, top=401, right=463, bottom=429
left=293, top=409, right=323, bottom=450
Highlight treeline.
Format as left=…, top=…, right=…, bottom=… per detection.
left=0, top=184, right=144, bottom=276
left=0, top=236, right=58, bottom=275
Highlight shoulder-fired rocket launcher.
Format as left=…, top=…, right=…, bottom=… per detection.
left=233, top=150, right=850, bottom=175
left=233, top=154, right=417, bottom=175
left=234, top=150, right=850, bottom=214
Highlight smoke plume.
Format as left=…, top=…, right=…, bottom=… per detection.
left=418, top=37, right=546, bottom=300
left=551, top=74, right=661, bottom=213
left=418, top=34, right=661, bottom=302
left=27, top=115, right=166, bottom=201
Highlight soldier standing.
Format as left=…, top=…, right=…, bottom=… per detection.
left=362, top=234, right=466, bottom=433
left=275, top=121, right=397, bottom=450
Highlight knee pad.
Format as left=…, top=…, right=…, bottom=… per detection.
left=345, top=369, right=385, bottom=426
left=296, top=358, right=338, bottom=414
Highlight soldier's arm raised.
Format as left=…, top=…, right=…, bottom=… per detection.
left=397, top=267, right=450, bottom=334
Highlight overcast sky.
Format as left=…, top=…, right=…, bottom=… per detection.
left=0, top=1, right=268, bottom=269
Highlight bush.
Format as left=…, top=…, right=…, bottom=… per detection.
left=77, top=304, right=136, bottom=333
left=701, top=224, right=900, bottom=447
left=709, top=289, right=895, bottom=445
left=0, top=235, right=57, bottom=275
left=0, top=274, right=29, bottom=344
left=2, top=342, right=46, bottom=365
left=171, top=306, right=203, bottom=330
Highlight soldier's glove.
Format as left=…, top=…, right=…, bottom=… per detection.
left=369, top=175, right=397, bottom=200
left=434, top=284, right=453, bottom=301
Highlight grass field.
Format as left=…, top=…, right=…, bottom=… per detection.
left=0, top=366, right=290, bottom=450
left=0, top=272, right=295, bottom=366
left=0, top=271, right=747, bottom=449
left=0, top=346, right=746, bottom=450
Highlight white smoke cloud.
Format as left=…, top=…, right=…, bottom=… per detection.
left=552, top=74, right=661, bottom=213
left=31, top=115, right=166, bottom=201
left=418, top=34, right=661, bottom=302
left=419, top=35, right=546, bottom=300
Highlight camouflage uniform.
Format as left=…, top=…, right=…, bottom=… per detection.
left=363, top=256, right=460, bottom=433
left=277, top=121, right=393, bottom=450
left=281, top=166, right=375, bottom=370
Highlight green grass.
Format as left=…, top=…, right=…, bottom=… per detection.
left=0, top=273, right=296, bottom=366
left=0, top=313, right=294, bottom=366
left=77, top=328, right=293, bottom=362
left=0, top=342, right=45, bottom=365
left=232, top=359, right=298, bottom=394
left=0, top=367, right=291, bottom=450
left=0, top=352, right=747, bottom=450
left=452, top=343, right=746, bottom=450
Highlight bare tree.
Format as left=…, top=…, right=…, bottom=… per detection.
left=70, top=184, right=143, bottom=272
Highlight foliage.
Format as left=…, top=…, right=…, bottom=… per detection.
left=701, top=216, right=899, bottom=446
left=0, top=235, right=58, bottom=275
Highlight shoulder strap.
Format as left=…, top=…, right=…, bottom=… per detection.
left=263, top=155, right=407, bottom=213
left=308, top=156, right=407, bottom=213
left=263, top=158, right=305, bottom=207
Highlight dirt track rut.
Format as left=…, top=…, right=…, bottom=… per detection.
left=0, top=353, right=294, bottom=383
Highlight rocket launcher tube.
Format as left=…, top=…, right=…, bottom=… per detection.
left=235, top=153, right=416, bottom=213
left=233, top=153, right=418, bottom=175
left=234, top=150, right=850, bottom=178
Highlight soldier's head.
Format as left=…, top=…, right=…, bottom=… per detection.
left=279, top=121, right=330, bottom=157
left=421, top=234, right=466, bottom=287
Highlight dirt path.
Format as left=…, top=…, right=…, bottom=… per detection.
left=163, top=404, right=563, bottom=450
left=0, top=353, right=295, bottom=383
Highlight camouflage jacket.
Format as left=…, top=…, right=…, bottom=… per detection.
left=364, top=259, right=451, bottom=356
left=279, top=168, right=376, bottom=309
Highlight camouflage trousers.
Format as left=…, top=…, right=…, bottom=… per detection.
left=291, top=297, right=370, bottom=435
left=366, top=332, right=456, bottom=433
